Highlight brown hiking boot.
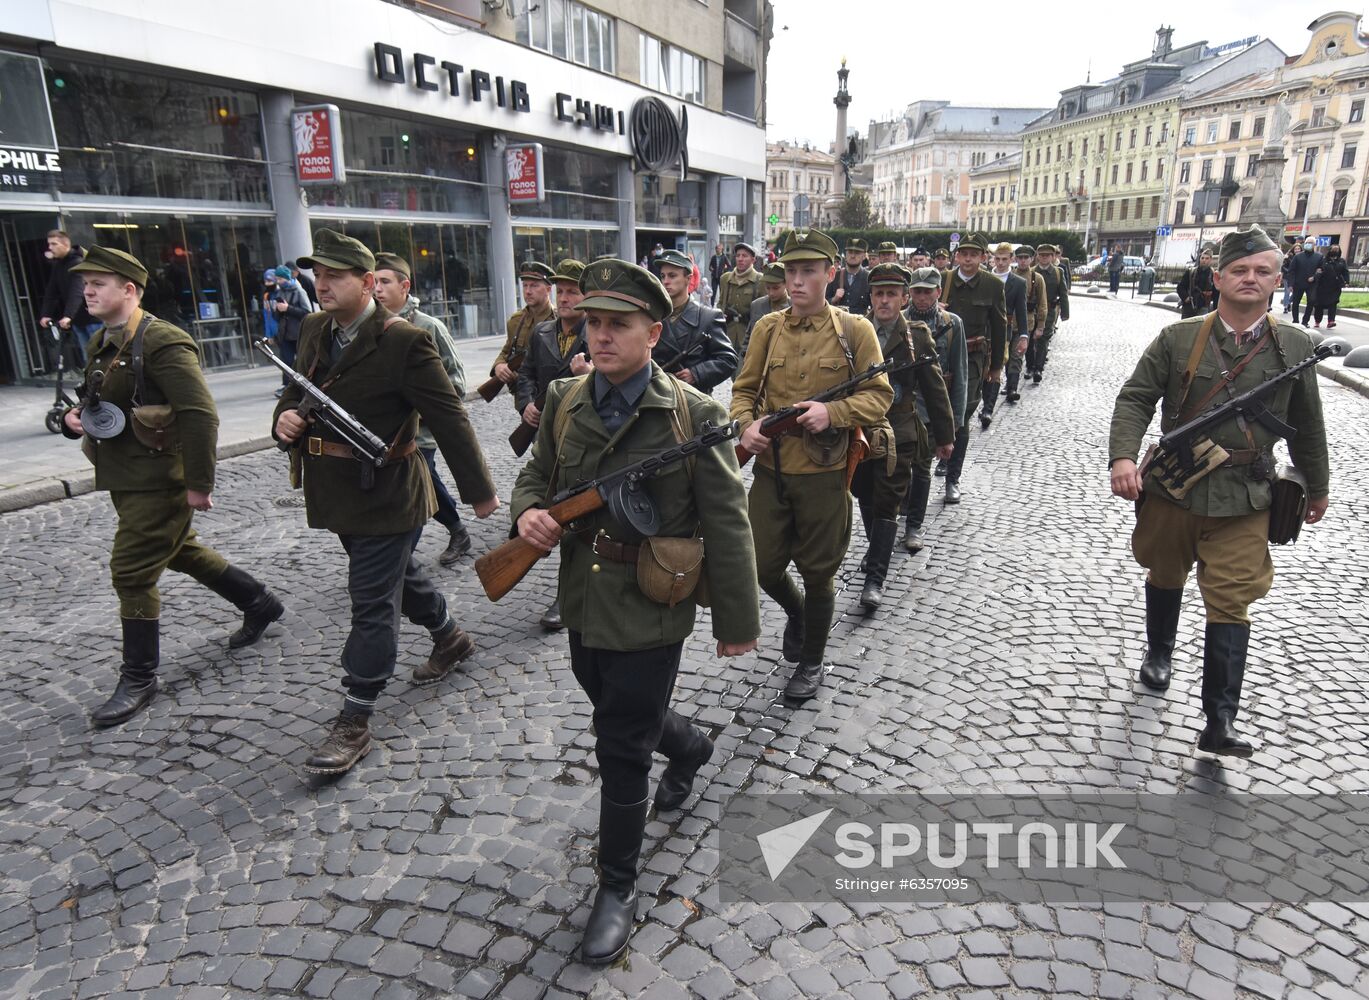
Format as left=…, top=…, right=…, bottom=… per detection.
left=412, top=627, right=475, bottom=685
left=303, top=714, right=373, bottom=775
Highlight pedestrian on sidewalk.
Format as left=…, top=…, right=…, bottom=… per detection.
left=1107, top=245, right=1125, bottom=294
left=39, top=230, right=100, bottom=366
left=268, top=265, right=311, bottom=398
left=1176, top=248, right=1218, bottom=319
left=272, top=229, right=500, bottom=776
left=60, top=246, right=284, bottom=728
left=288, top=260, right=318, bottom=309
left=1288, top=241, right=1323, bottom=325
left=1108, top=225, right=1330, bottom=758
left=1310, top=245, right=1349, bottom=329
left=1280, top=243, right=1300, bottom=314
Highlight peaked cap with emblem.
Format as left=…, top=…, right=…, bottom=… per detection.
left=908, top=266, right=943, bottom=289
left=869, top=262, right=912, bottom=287
left=956, top=233, right=989, bottom=253
left=552, top=258, right=586, bottom=284
left=298, top=229, right=376, bottom=273
left=576, top=258, right=672, bottom=321
left=518, top=260, right=556, bottom=283
left=778, top=227, right=839, bottom=263
left=845, top=238, right=867, bottom=253
left=1015, top=244, right=1036, bottom=257
left=877, top=241, right=899, bottom=254
left=761, top=261, right=786, bottom=284
left=373, top=251, right=411, bottom=279
left=1218, top=225, right=1279, bottom=269
left=70, top=245, right=150, bottom=289
left=651, top=249, right=693, bottom=273
left=932, top=248, right=950, bottom=260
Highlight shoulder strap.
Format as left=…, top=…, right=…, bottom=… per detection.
left=833, top=309, right=859, bottom=375
left=1174, top=312, right=1218, bottom=416
left=129, top=313, right=156, bottom=406
left=543, top=376, right=592, bottom=502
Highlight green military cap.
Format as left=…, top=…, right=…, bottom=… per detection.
left=299, top=228, right=376, bottom=273
left=1036, top=243, right=1057, bottom=254
left=576, top=258, right=672, bottom=321
left=877, top=241, right=899, bottom=254
left=778, top=227, right=839, bottom=263
left=908, top=266, right=943, bottom=289
left=518, top=260, right=555, bottom=283
left=845, top=238, right=867, bottom=253
left=652, top=249, right=693, bottom=273
left=761, top=261, right=786, bottom=284
left=1015, top=244, right=1036, bottom=257
left=733, top=241, right=757, bottom=256
left=868, top=262, right=911, bottom=287
left=1218, top=225, right=1279, bottom=269
left=552, top=258, right=586, bottom=283
left=956, top=233, right=989, bottom=252
left=932, top=248, right=950, bottom=260
left=373, top=251, right=411, bottom=279
left=70, top=245, right=149, bottom=289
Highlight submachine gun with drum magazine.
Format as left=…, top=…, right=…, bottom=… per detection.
left=476, top=420, right=740, bottom=601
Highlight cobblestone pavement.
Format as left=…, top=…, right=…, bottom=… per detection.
left=2, top=296, right=1368, bottom=1000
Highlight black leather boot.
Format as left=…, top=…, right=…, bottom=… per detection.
left=303, top=712, right=374, bottom=775
left=654, top=718, right=714, bottom=812
left=91, top=618, right=159, bottom=727
left=204, top=565, right=284, bottom=649
left=1139, top=584, right=1182, bottom=691
left=786, top=589, right=834, bottom=700
left=860, top=519, right=898, bottom=611
left=439, top=522, right=472, bottom=566
left=903, top=473, right=931, bottom=552
left=581, top=795, right=649, bottom=966
left=857, top=501, right=873, bottom=573
left=1197, top=623, right=1253, bottom=757
left=980, top=382, right=1000, bottom=427
left=1005, top=372, right=1021, bottom=403
left=765, top=575, right=805, bottom=663
left=539, top=600, right=564, bottom=631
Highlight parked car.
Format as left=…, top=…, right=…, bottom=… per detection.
left=1077, top=255, right=1147, bottom=280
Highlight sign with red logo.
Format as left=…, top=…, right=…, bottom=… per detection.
left=505, top=143, right=545, bottom=204
left=292, top=104, right=345, bottom=185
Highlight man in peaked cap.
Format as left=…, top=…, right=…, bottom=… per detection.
left=826, top=237, right=871, bottom=315
left=651, top=248, right=737, bottom=393
left=982, top=242, right=1027, bottom=428
left=876, top=241, right=901, bottom=265
left=743, top=261, right=789, bottom=364
left=717, top=242, right=762, bottom=354
left=932, top=248, right=951, bottom=273
left=273, top=229, right=500, bottom=776
left=732, top=228, right=893, bottom=701
left=511, top=258, right=759, bottom=967
left=61, top=246, right=284, bottom=728
left=1029, top=243, right=1070, bottom=383
left=1005, top=245, right=1047, bottom=404
left=490, top=260, right=556, bottom=400
left=909, top=247, right=931, bottom=271
left=1109, top=225, right=1330, bottom=758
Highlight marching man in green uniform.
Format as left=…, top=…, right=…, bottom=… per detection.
left=742, top=261, right=789, bottom=364
left=1109, top=226, right=1330, bottom=756
left=490, top=261, right=556, bottom=396
left=510, top=260, right=759, bottom=966
left=273, top=230, right=500, bottom=776
left=61, top=246, right=284, bottom=726
left=716, top=242, right=762, bottom=354
left=732, top=228, right=893, bottom=700
left=1028, top=243, right=1070, bottom=384
left=1005, top=245, right=1047, bottom=404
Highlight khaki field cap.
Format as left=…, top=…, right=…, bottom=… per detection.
left=1015, top=245, right=1036, bottom=257
left=1218, top=226, right=1280, bottom=269
left=908, top=266, right=943, bottom=289
left=576, top=258, right=673, bottom=321
left=877, top=241, right=899, bottom=254
left=373, top=252, right=411, bottom=279
left=845, top=238, right=867, bottom=253
left=761, top=261, right=786, bottom=284
left=779, top=228, right=839, bottom=263
left=70, top=245, right=149, bottom=289
left=518, top=260, right=556, bottom=283
left=299, top=229, right=376, bottom=273
left=868, top=263, right=912, bottom=287
left=552, top=258, right=586, bottom=284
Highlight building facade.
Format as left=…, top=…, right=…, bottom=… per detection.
left=764, top=141, right=835, bottom=245
left=1164, top=12, right=1369, bottom=265
left=1017, top=28, right=1285, bottom=260
left=0, top=0, right=769, bottom=382
left=966, top=152, right=1021, bottom=234
left=867, top=102, right=1045, bottom=229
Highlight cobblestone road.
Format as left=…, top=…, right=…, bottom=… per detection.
left=2, top=296, right=1368, bottom=1000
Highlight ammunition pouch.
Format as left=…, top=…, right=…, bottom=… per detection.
left=636, top=536, right=707, bottom=608
left=130, top=403, right=180, bottom=453
left=1142, top=437, right=1229, bottom=501
left=1268, top=464, right=1309, bottom=545
left=802, top=426, right=849, bottom=467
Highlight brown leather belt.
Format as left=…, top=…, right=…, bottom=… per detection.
left=965, top=336, right=988, bottom=353
left=1225, top=449, right=1266, bottom=467
left=576, top=529, right=640, bottom=564
left=306, top=436, right=417, bottom=463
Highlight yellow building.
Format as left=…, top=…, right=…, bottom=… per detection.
left=967, top=152, right=1020, bottom=234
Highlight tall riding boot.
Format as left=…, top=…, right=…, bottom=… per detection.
left=904, top=471, right=932, bottom=551
left=1138, top=584, right=1182, bottom=691
left=91, top=618, right=160, bottom=727
left=786, top=588, right=835, bottom=701
left=204, top=565, right=284, bottom=649
left=860, top=519, right=898, bottom=611
left=980, top=382, right=1000, bottom=427
left=581, top=795, right=650, bottom=966
left=1197, top=622, right=1253, bottom=757
left=654, top=713, right=714, bottom=811
left=857, top=500, right=873, bottom=573
left=765, top=574, right=805, bottom=663
left=1005, top=371, right=1021, bottom=403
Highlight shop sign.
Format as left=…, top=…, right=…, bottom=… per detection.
left=629, top=97, right=687, bottom=176
left=0, top=50, right=61, bottom=187
left=505, top=143, right=545, bottom=204
left=292, top=104, right=345, bottom=185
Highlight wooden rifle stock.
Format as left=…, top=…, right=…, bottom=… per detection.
left=476, top=351, right=525, bottom=402
left=734, top=409, right=801, bottom=467
left=508, top=389, right=547, bottom=457
left=474, top=489, right=605, bottom=602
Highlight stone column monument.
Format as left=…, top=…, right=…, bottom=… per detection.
left=1241, top=96, right=1290, bottom=235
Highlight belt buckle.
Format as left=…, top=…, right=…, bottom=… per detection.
left=591, top=530, right=609, bottom=556
left=307, top=437, right=322, bottom=456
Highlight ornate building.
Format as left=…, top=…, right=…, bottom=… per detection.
left=764, top=141, right=836, bottom=244
left=967, top=152, right=1021, bottom=234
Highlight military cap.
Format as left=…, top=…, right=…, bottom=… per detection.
left=869, top=262, right=912, bottom=287
left=552, top=258, right=586, bottom=284
left=761, top=261, right=786, bottom=284
left=576, top=258, right=672, bottom=321
left=1015, top=244, right=1036, bottom=257
left=1218, top=225, right=1279, bottom=270
left=652, top=249, right=693, bottom=273
left=778, top=227, right=839, bottom=263
left=956, top=233, right=989, bottom=252
left=1036, top=243, right=1057, bottom=254
left=733, top=241, right=757, bottom=256
left=518, top=260, right=556, bottom=283
left=932, top=248, right=950, bottom=260
left=845, top=238, right=867, bottom=253
left=70, top=245, right=150, bottom=289
left=908, top=266, right=943, bottom=289
left=877, top=241, right=899, bottom=254
left=911, top=247, right=930, bottom=257
left=299, top=228, right=375, bottom=273
left=373, top=251, right=411, bottom=279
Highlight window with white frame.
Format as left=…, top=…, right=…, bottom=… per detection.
left=518, top=0, right=615, bottom=74
left=640, top=34, right=705, bottom=105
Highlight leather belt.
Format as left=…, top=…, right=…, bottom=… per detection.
left=1225, top=448, right=1266, bottom=466
left=305, top=436, right=417, bottom=464
left=965, top=336, right=988, bottom=353
left=577, top=529, right=640, bottom=564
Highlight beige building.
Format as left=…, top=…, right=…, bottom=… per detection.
left=1164, top=12, right=1369, bottom=264
left=1018, top=28, right=1286, bottom=258
left=867, top=102, right=1045, bottom=228
left=967, top=152, right=1021, bottom=233
left=765, top=141, right=836, bottom=244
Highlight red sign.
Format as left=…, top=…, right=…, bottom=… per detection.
left=292, top=104, right=345, bottom=185
left=505, top=143, right=545, bottom=203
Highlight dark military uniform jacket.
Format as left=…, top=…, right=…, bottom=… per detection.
left=67, top=308, right=218, bottom=493
left=516, top=317, right=587, bottom=414
left=1109, top=313, right=1329, bottom=517
left=1038, top=263, right=1070, bottom=320
left=492, top=300, right=555, bottom=373
left=510, top=363, right=761, bottom=651
left=1177, top=265, right=1217, bottom=318
left=876, top=314, right=956, bottom=449
left=826, top=265, right=871, bottom=316
left=653, top=298, right=738, bottom=394
left=941, top=268, right=1007, bottom=370
left=999, top=269, right=1029, bottom=360
left=1016, top=266, right=1048, bottom=334
left=273, top=303, right=496, bottom=535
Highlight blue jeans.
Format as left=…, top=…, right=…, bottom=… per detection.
left=1108, top=271, right=1121, bottom=293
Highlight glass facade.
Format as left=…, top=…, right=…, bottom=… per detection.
left=508, top=146, right=619, bottom=224
left=512, top=226, right=618, bottom=267
left=636, top=173, right=705, bottom=229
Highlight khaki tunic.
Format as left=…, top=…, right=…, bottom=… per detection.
left=492, top=300, right=555, bottom=372
left=717, top=268, right=762, bottom=347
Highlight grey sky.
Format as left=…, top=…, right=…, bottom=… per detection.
left=764, top=1, right=1335, bottom=148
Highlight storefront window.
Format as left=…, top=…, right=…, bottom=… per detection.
left=43, top=59, right=269, bottom=205
left=508, top=147, right=619, bottom=224
left=636, top=174, right=704, bottom=229
left=512, top=227, right=618, bottom=267
left=304, top=108, right=485, bottom=218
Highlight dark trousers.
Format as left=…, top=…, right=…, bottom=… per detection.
left=419, top=447, right=465, bottom=534
left=906, top=458, right=933, bottom=531
left=569, top=631, right=687, bottom=803
left=1291, top=288, right=1309, bottom=320
left=851, top=445, right=915, bottom=522
left=337, top=529, right=448, bottom=710
left=1312, top=302, right=1338, bottom=325
left=1108, top=270, right=1121, bottom=293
